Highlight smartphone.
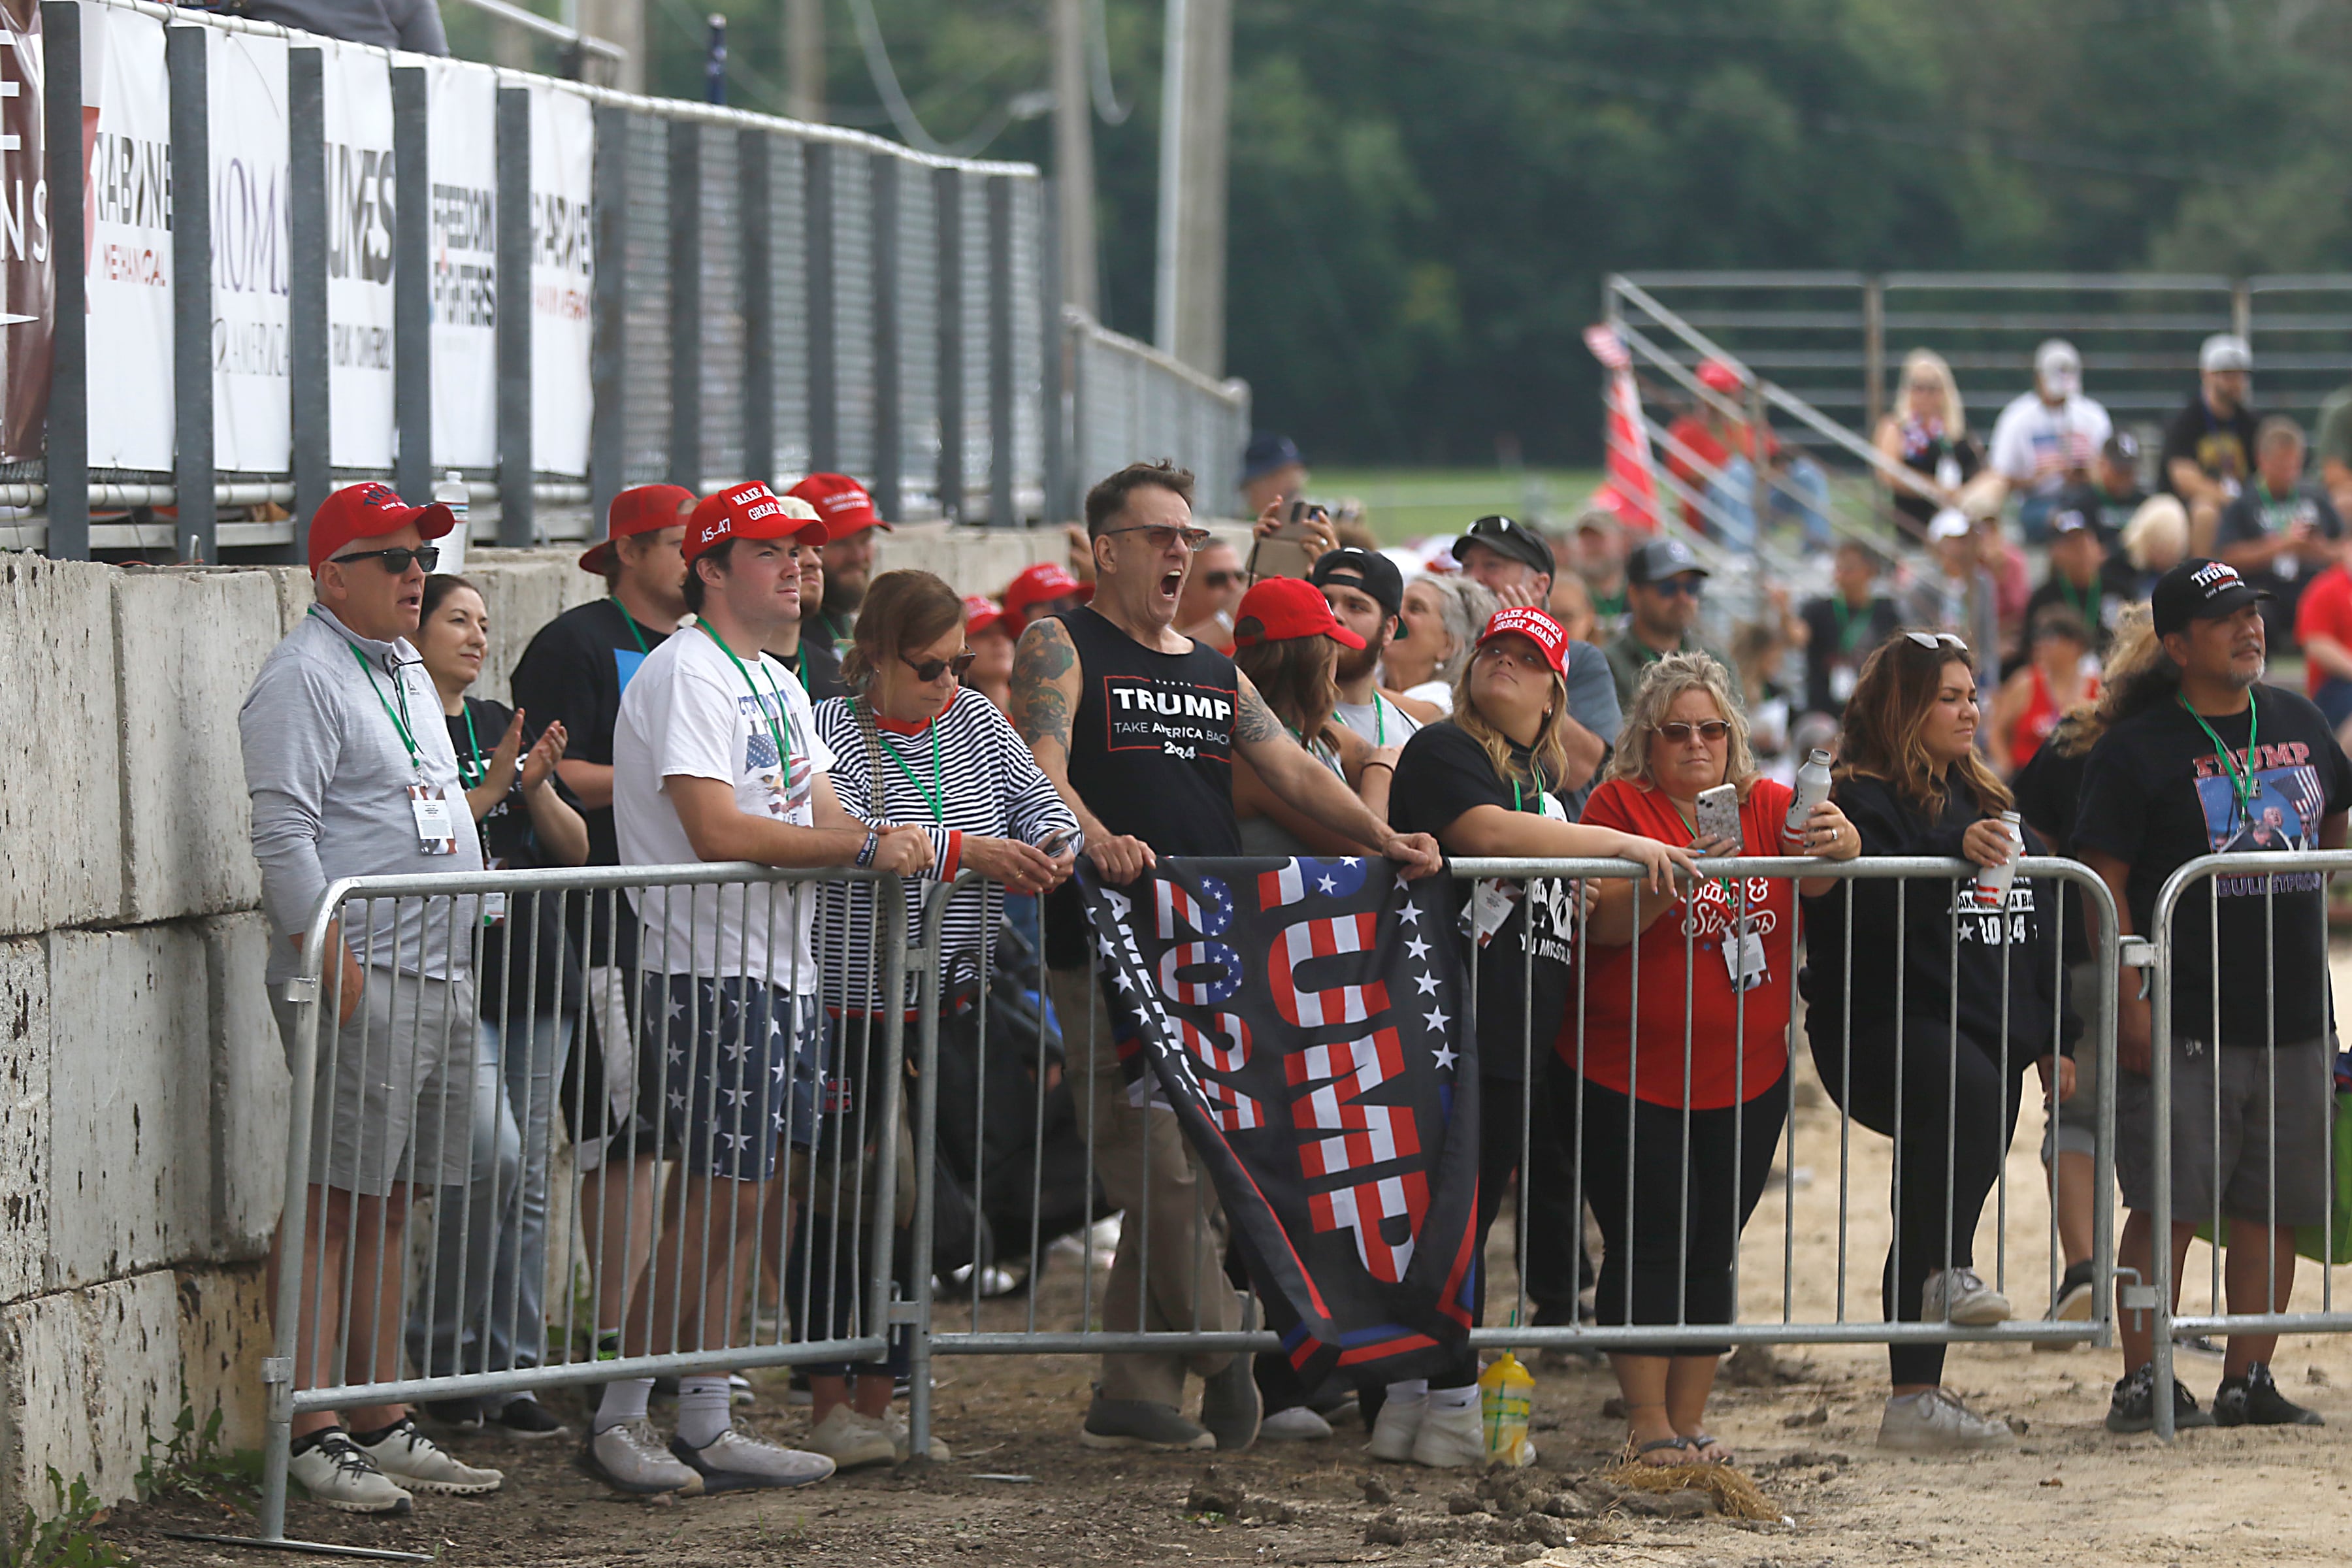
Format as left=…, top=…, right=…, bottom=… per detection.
left=1246, top=500, right=1328, bottom=581
left=1693, top=783, right=1740, bottom=848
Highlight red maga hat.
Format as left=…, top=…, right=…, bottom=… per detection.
left=788, top=472, right=892, bottom=538
left=684, top=483, right=828, bottom=562
left=580, top=483, right=694, bottom=574
left=308, top=482, right=455, bottom=574
left=1475, top=606, right=1571, bottom=674
left=1002, top=562, right=1092, bottom=628
left=1232, top=576, right=1365, bottom=650
left=963, top=595, right=1009, bottom=638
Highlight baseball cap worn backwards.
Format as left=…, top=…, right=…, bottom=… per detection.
left=1309, top=546, right=1404, bottom=617
left=309, top=482, right=456, bottom=574
left=2151, top=557, right=2271, bottom=638
left=580, top=483, right=694, bottom=574
left=684, top=483, right=826, bottom=562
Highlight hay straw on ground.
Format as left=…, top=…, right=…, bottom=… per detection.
left=1599, top=1458, right=1782, bottom=1521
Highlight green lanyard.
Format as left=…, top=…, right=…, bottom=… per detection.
left=2180, top=693, right=2259, bottom=830
left=1509, top=765, right=1551, bottom=815
left=871, top=707, right=946, bottom=823
left=698, top=623, right=797, bottom=780
left=609, top=596, right=652, bottom=656
left=2058, top=576, right=2098, bottom=631
left=1371, top=696, right=1386, bottom=745
left=1829, top=596, right=1861, bottom=653
left=457, top=704, right=488, bottom=789
left=312, top=607, right=422, bottom=774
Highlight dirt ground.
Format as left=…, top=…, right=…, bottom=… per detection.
left=106, top=952, right=2352, bottom=1567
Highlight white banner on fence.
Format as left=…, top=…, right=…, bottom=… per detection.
left=208, top=28, right=289, bottom=474
left=82, top=4, right=171, bottom=471
left=529, top=84, right=591, bottom=478
left=320, top=40, right=395, bottom=472
left=427, top=57, right=497, bottom=471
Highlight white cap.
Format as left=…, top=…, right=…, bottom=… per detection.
left=2199, top=333, right=2252, bottom=374
left=2034, top=338, right=2082, bottom=396
left=1929, top=508, right=1973, bottom=542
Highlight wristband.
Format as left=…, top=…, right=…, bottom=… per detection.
left=855, top=828, right=879, bottom=868
left=1362, top=760, right=1394, bottom=774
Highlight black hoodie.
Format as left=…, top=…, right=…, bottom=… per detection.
left=1799, top=773, right=2070, bottom=1061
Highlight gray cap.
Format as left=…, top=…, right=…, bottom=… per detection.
left=1626, top=536, right=1710, bottom=585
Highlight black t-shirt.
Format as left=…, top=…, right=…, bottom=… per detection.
left=2073, top=685, right=2352, bottom=1047
left=1043, top=606, right=1243, bottom=969
left=1387, top=721, right=1574, bottom=1083
left=1891, top=424, right=1983, bottom=528
left=2022, top=572, right=2126, bottom=656
left=2161, top=397, right=2259, bottom=497
left=2057, top=476, right=2145, bottom=549
left=774, top=637, right=847, bottom=702
left=1798, top=594, right=1901, bottom=717
left=2215, top=483, right=2345, bottom=634
left=449, top=697, right=586, bottom=1022
left=2010, top=718, right=2095, bottom=965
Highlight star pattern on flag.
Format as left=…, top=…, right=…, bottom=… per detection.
left=1112, top=970, right=1135, bottom=991
left=1414, top=972, right=1440, bottom=996
left=1423, top=1006, right=1450, bottom=1032
left=668, top=1090, right=687, bottom=1113
left=1316, top=873, right=1338, bottom=894
left=1404, top=936, right=1431, bottom=960
left=1398, top=902, right=1422, bottom=926
left=1432, top=1043, right=1458, bottom=1071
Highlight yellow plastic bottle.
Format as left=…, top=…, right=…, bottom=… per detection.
left=1480, top=1350, right=1537, bottom=1468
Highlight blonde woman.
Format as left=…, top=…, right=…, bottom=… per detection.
left=1572, top=653, right=1857, bottom=1466
left=1384, top=574, right=1499, bottom=719
left=1875, top=349, right=1982, bottom=530
left=2116, top=494, right=2191, bottom=598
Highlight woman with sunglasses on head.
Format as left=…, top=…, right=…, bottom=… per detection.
left=1380, top=608, right=1698, bottom=1467
left=1384, top=575, right=1499, bottom=719
left=808, top=569, right=1080, bottom=1468
left=1799, top=630, right=2072, bottom=1454
left=404, top=573, right=588, bottom=1438
left=1873, top=349, right=1982, bottom=529
left=1573, top=652, right=1857, bottom=1469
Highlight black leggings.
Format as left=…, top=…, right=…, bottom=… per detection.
left=1578, top=1077, right=1788, bottom=1352
left=1810, top=1017, right=2029, bottom=1387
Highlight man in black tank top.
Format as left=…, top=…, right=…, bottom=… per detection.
left=1013, top=461, right=1441, bottom=1454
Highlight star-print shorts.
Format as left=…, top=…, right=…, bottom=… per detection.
left=633, top=973, right=828, bottom=1181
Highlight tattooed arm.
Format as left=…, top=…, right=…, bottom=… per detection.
left=1229, top=672, right=1444, bottom=879
left=1010, top=617, right=1154, bottom=883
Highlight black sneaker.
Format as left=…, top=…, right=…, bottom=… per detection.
left=423, top=1397, right=486, bottom=1431
left=485, top=1395, right=572, bottom=1440
left=2107, top=1362, right=2215, bottom=1433
left=2213, top=1362, right=2325, bottom=1428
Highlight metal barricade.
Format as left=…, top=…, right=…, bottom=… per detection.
left=902, top=853, right=2120, bottom=1457
left=2145, top=848, right=2352, bottom=1439
left=256, top=861, right=908, bottom=1543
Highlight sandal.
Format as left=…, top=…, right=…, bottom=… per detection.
left=1622, top=1434, right=1696, bottom=1468
left=1680, top=1431, right=1733, bottom=1465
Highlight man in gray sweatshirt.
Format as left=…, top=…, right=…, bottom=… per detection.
left=240, top=482, right=506, bottom=1514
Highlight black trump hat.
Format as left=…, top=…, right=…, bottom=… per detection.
left=2151, top=557, right=2270, bottom=638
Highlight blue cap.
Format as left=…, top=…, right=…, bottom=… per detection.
left=1242, top=432, right=1304, bottom=485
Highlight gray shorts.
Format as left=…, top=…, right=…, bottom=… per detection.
left=2116, top=1035, right=2331, bottom=1230
left=270, top=966, right=478, bottom=1198
left=2042, top=958, right=2107, bottom=1163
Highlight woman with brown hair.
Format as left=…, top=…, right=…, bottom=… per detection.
left=807, top=568, right=1079, bottom=1469
left=1229, top=576, right=1397, bottom=857
left=1799, top=632, right=2073, bottom=1454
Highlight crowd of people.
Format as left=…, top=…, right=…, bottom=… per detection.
left=238, top=349, right=2350, bottom=1512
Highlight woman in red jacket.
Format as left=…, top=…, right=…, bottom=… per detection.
left=1571, top=651, right=1859, bottom=1466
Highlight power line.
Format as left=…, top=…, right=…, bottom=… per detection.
left=1086, top=0, right=1132, bottom=125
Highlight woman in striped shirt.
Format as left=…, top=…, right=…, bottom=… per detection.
left=805, top=570, right=1077, bottom=1467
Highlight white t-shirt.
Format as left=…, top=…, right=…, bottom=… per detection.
left=1333, top=693, right=1422, bottom=748
left=1987, top=391, right=2112, bottom=497
left=612, top=624, right=838, bottom=990
left=1401, top=679, right=1455, bottom=717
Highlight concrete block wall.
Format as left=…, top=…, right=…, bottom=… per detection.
left=0, top=529, right=1076, bottom=1520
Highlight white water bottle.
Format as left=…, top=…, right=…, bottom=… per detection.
left=1970, top=810, right=2024, bottom=909
left=1784, top=749, right=1833, bottom=845
left=434, top=470, right=470, bottom=575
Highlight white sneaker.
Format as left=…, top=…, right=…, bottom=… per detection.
left=1368, top=1394, right=1424, bottom=1462
left=1921, top=1267, right=2013, bottom=1327
left=353, top=1420, right=503, bottom=1495
left=1259, top=1405, right=1334, bottom=1442
left=580, top=1419, right=704, bottom=1496
left=1878, top=1388, right=2016, bottom=1453
left=1407, top=1401, right=1488, bottom=1468
left=730, top=1373, right=757, bottom=1407
left=670, top=1427, right=836, bottom=1491
left=881, top=1408, right=951, bottom=1463
left=289, top=1430, right=413, bottom=1515
left=806, top=1407, right=898, bottom=1471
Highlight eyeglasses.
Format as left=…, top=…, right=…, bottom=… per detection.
left=1656, top=719, right=1731, bottom=743
left=330, top=546, right=440, bottom=574
left=1644, top=577, right=1703, bottom=598
left=1101, top=525, right=1214, bottom=552
left=1904, top=631, right=1968, bottom=651
left=902, top=648, right=978, bottom=683
left=1199, top=570, right=1243, bottom=589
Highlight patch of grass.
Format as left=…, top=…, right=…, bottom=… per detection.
left=1312, top=468, right=1605, bottom=545
left=135, top=1404, right=261, bottom=1512
left=3, top=1471, right=134, bottom=1568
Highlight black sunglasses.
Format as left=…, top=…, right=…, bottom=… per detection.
left=904, top=648, right=979, bottom=683
left=331, top=545, right=440, bottom=574
left=1199, top=570, right=1243, bottom=589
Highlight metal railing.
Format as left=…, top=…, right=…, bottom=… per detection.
left=1065, top=309, right=1250, bottom=528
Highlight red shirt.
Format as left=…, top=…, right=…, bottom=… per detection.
left=2298, top=564, right=2352, bottom=696
left=1561, top=777, right=1796, bottom=1109
left=1663, top=415, right=1778, bottom=531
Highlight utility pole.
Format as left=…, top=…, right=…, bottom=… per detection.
left=787, top=0, right=825, bottom=122
left=1052, top=0, right=1098, bottom=316
left=1152, top=0, right=1228, bottom=376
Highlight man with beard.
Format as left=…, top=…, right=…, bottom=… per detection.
left=1309, top=547, right=1422, bottom=749
left=789, top=473, right=890, bottom=651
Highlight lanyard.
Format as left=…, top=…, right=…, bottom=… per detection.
left=457, top=704, right=488, bottom=788
left=1373, top=696, right=1386, bottom=746
left=1509, top=764, right=1550, bottom=815
left=2057, top=576, right=2097, bottom=630
left=2180, top=693, right=2259, bottom=828
left=698, top=623, right=797, bottom=781
left=872, top=708, right=946, bottom=823
left=312, top=607, right=422, bottom=774
left=1829, top=596, right=1863, bottom=653
left=609, top=596, right=653, bottom=656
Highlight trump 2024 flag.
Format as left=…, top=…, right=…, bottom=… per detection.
left=1079, top=857, right=1480, bottom=1384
